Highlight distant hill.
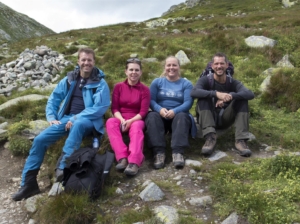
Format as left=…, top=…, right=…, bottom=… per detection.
left=0, top=2, right=55, bottom=42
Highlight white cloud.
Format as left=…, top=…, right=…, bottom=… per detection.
left=0, top=0, right=184, bottom=33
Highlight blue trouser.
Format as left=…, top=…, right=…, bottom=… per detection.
left=21, top=115, right=94, bottom=186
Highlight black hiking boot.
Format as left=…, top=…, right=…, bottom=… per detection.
left=12, top=169, right=40, bottom=201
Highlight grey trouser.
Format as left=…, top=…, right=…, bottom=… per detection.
left=196, top=98, right=250, bottom=140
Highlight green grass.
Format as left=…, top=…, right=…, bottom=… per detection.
left=210, top=154, right=300, bottom=223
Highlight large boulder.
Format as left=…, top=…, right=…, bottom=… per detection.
left=245, top=36, right=276, bottom=48
left=175, top=50, right=191, bottom=66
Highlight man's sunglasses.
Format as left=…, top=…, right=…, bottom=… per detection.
left=79, top=79, right=86, bottom=90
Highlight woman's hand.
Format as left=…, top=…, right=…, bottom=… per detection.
left=165, top=110, right=175, bottom=119
left=122, top=119, right=133, bottom=132
left=159, top=108, right=168, bottom=118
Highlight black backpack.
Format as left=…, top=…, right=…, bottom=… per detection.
left=62, top=147, right=114, bottom=200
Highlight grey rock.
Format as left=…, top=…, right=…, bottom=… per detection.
left=175, top=50, right=191, bottom=65
left=276, top=54, right=294, bottom=68
left=34, top=48, right=48, bottom=56
left=153, top=205, right=179, bottom=224
left=6, top=61, right=16, bottom=68
left=22, top=120, right=49, bottom=139
left=0, top=94, right=48, bottom=111
left=28, top=219, right=36, bottom=224
left=0, top=122, right=8, bottom=129
left=185, top=159, right=202, bottom=167
left=245, top=36, right=276, bottom=48
left=282, top=0, right=296, bottom=7
left=115, top=188, right=124, bottom=195
left=142, top=58, right=157, bottom=63
left=24, top=61, right=36, bottom=70
left=186, top=0, right=203, bottom=8
left=260, top=68, right=281, bottom=92
left=43, top=73, right=52, bottom=82
left=48, top=182, right=64, bottom=196
left=139, top=182, right=165, bottom=201
left=25, top=195, right=42, bottom=213
left=221, top=212, right=238, bottom=224
left=130, top=53, right=138, bottom=58
left=188, top=196, right=213, bottom=207
left=172, top=29, right=182, bottom=34
left=208, top=151, right=227, bottom=162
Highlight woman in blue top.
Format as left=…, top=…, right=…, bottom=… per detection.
left=145, top=56, right=194, bottom=169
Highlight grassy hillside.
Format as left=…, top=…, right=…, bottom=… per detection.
left=0, top=2, right=55, bottom=42
left=1, top=0, right=300, bottom=223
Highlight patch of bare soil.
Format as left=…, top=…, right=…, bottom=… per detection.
left=0, top=145, right=51, bottom=224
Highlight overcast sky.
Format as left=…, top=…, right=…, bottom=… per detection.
left=0, top=0, right=184, bottom=33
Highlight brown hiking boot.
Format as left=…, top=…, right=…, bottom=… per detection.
left=201, top=133, right=217, bottom=156
left=124, top=163, right=139, bottom=176
left=115, top=158, right=128, bottom=171
left=172, top=153, right=185, bottom=168
left=153, top=153, right=166, bottom=169
left=235, top=140, right=252, bottom=157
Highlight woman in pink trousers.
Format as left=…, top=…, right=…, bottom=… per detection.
left=106, top=58, right=150, bottom=176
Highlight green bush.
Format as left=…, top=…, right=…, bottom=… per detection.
left=261, top=68, right=300, bottom=112
left=7, top=120, right=31, bottom=156
left=37, top=194, right=95, bottom=224
left=210, top=157, right=300, bottom=223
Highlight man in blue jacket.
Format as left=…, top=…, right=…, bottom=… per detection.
left=191, top=52, right=254, bottom=157
left=12, top=48, right=111, bottom=201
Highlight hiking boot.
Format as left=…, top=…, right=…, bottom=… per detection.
left=116, top=158, right=128, bottom=171
left=55, top=168, right=64, bottom=182
left=235, top=140, right=252, bottom=157
left=153, top=153, right=166, bottom=169
left=124, top=163, right=139, bottom=176
left=201, top=133, right=217, bottom=156
left=12, top=169, right=40, bottom=201
left=172, top=153, right=185, bottom=168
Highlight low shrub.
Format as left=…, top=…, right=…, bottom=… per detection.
left=210, top=156, right=300, bottom=223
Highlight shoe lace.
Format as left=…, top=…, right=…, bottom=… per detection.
left=156, top=154, right=164, bottom=162
left=204, top=135, right=215, bottom=146
left=173, top=153, right=183, bottom=161
left=127, top=163, right=134, bottom=169
left=237, top=140, right=249, bottom=149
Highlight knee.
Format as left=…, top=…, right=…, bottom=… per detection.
left=72, top=119, right=89, bottom=129
left=33, top=134, right=46, bottom=145
left=233, top=100, right=249, bottom=112
left=145, top=112, right=159, bottom=123
left=130, top=121, right=145, bottom=132
left=106, top=118, right=120, bottom=129
left=174, top=112, right=189, bottom=121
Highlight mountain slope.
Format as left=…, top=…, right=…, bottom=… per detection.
left=0, top=2, right=55, bottom=42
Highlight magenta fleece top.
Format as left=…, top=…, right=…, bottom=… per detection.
left=111, top=79, right=150, bottom=120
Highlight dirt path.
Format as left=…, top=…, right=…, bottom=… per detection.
left=0, top=145, right=29, bottom=223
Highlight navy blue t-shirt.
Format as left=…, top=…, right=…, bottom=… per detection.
left=69, top=77, right=86, bottom=114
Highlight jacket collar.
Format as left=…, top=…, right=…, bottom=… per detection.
left=124, top=78, right=141, bottom=87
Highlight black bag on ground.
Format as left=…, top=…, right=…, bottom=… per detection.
left=62, top=147, right=114, bottom=200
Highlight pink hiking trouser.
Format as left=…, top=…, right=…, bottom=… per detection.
left=106, top=118, right=145, bottom=167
